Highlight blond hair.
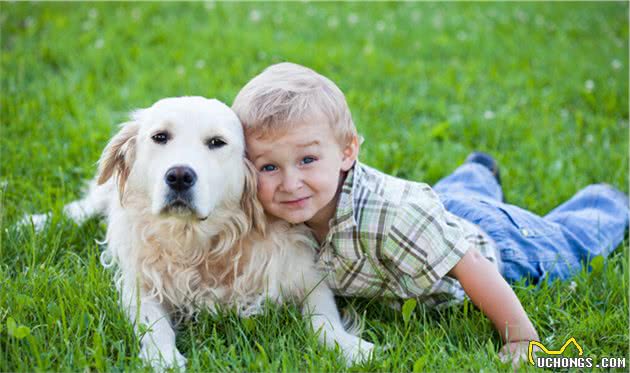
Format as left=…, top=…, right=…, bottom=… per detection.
left=232, top=62, right=358, bottom=145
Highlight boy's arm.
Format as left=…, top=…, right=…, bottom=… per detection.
left=448, top=248, right=539, bottom=362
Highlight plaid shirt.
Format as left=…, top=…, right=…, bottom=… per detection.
left=314, top=162, right=500, bottom=308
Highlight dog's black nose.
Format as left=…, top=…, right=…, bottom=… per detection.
left=165, top=166, right=197, bottom=191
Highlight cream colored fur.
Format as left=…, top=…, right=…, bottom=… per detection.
left=24, top=97, right=373, bottom=370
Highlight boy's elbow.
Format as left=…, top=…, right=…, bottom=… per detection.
left=448, top=247, right=485, bottom=280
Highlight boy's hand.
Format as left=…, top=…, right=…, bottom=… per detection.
left=499, top=341, right=530, bottom=368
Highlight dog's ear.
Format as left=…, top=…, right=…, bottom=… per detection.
left=97, top=121, right=140, bottom=198
left=241, top=158, right=266, bottom=236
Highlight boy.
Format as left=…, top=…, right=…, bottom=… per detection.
left=231, top=62, right=629, bottom=365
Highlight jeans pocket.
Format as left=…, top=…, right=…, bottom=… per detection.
left=484, top=201, right=558, bottom=238
left=500, top=251, right=556, bottom=284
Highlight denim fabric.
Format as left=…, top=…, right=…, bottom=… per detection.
left=434, top=163, right=629, bottom=284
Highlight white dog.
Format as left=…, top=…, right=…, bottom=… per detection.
left=24, top=97, right=373, bottom=370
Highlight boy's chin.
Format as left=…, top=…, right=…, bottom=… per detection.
left=283, top=216, right=309, bottom=225
left=273, top=211, right=311, bottom=225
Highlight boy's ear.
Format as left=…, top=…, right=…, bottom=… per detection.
left=340, top=135, right=359, bottom=171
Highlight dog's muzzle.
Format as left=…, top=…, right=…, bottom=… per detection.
left=162, top=166, right=198, bottom=215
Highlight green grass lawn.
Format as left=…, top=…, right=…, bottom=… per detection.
left=1, top=2, right=628, bottom=371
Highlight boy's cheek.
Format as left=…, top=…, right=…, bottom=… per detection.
left=255, top=179, right=273, bottom=203
left=256, top=187, right=266, bottom=201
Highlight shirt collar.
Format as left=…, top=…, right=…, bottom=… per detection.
left=328, top=161, right=361, bottom=235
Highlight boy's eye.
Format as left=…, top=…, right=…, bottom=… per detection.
left=301, top=156, right=316, bottom=165
left=260, top=164, right=277, bottom=172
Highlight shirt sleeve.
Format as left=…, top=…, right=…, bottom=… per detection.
left=381, top=188, right=471, bottom=290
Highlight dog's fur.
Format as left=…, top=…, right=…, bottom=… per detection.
left=25, top=97, right=373, bottom=369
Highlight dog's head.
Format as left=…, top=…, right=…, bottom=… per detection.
left=97, top=97, right=264, bottom=232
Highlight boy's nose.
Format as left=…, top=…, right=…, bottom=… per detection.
left=280, top=170, right=303, bottom=192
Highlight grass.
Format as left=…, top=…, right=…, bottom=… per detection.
left=1, top=1, right=628, bottom=371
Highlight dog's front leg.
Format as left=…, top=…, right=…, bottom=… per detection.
left=120, top=271, right=187, bottom=371
left=302, top=283, right=374, bottom=365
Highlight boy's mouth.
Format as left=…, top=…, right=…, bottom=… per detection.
left=281, top=196, right=311, bottom=207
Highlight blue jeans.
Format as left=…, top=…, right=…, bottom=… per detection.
left=434, top=163, right=629, bottom=284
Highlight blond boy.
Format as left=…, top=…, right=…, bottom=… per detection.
left=231, top=62, right=629, bottom=365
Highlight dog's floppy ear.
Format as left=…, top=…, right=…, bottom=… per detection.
left=97, top=121, right=140, bottom=199
left=241, top=158, right=266, bottom=236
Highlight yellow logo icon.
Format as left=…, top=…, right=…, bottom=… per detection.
left=528, top=337, right=584, bottom=365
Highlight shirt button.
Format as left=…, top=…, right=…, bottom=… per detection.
left=521, top=228, right=529, bottom=237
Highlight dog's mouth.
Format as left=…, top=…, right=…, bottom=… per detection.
left=162, top=192, right=198, bottom=216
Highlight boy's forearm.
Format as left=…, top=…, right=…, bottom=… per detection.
left=449, top=249, right=539, bottom=343
left=468, top=270, right=539, bottom=343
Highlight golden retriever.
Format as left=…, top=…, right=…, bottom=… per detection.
left=23, top=97, right=373, bottom=370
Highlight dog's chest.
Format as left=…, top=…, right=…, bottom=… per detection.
left=138, top=234, right=253, bottom=308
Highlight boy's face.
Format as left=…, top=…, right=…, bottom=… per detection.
left=246, top=120, right=356, bottom=231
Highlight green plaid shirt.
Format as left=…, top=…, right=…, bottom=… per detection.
left=314, top=162, right=500, bottom=308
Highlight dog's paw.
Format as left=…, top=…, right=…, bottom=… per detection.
left=173, top=350, right=187, bottom=371
left=139, top=343, right=187, bottom=372
left=343, top=337, right=375, bottom=366
left=17, top=213, right=51, bottom=232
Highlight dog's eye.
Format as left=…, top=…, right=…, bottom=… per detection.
left=151, top=132, right=169, bottom=144
left=206, top=137, right=227, bottom=149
